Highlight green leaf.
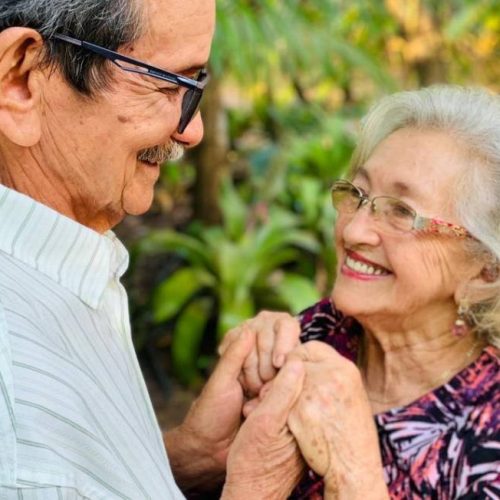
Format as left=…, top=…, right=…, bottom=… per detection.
left=214, top=240, right=243, bottom=286
left=220, top=180, right=248, bottom=240
left=152, top=267, right=215, bottom=323
left=273, top=273, right=321, bottom=314
left=445, top=4, right=482, bottom=40
left=171, top=297, right=213, bottom=387
left=293, top=176, right=323, bottom=224
left=218, top=293, right=255, bottom=341
left=200, top=226, right=226, bottom=250
left=254, top=248, right=302, bottom=280
left=136, top=230, right=211, bottom=268
left=254, top=224, right=320, bottom=258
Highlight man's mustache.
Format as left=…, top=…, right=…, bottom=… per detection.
left=137, top=141, right=184, bottom=164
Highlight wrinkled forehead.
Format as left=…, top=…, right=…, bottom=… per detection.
left=134, top=0, right=215, bottom=71
left=354, top=128, right=469, bottom=214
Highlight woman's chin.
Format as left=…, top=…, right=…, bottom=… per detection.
left=331, top=287, right=380, bottom=318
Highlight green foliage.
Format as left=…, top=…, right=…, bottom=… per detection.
left=153, top=267, right=215, bottom=323
left=137, top=181, right=321, bottom=386
left=213, top=0, right=396, bottom=93
left=273, top=273, right=323, bottom=314
left=171, top=298, right=212, bottom=387
left=240, top=111, right=355, bottom=291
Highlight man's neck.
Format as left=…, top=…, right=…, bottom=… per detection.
left=0, top=155, right=116, bottom=234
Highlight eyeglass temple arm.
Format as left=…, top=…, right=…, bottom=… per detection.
left=52, top=33, right=207, bottom=91
left=413, top=216, right=471, bottom=238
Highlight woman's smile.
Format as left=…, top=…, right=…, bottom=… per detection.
left=341, top=250, right=392, bottom=281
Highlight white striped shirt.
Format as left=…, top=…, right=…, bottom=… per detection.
left=0, top=184, right=185, bottom=499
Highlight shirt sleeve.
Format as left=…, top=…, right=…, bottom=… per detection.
left=0, top=297, right=17, bottom=486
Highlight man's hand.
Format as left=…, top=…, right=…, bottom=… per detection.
left=164, top=328, right=256, bottom=494
left=221, top=359, right=307, bottom=500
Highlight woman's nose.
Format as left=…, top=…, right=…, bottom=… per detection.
left=339, top=204, right=382, bottom=247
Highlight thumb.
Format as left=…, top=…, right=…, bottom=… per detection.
left=250, top=360, right=305, bottom=430
left=207, top=328, right=256, bottom=389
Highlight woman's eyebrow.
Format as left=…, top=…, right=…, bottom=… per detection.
left=357, top=166, right=416, bottom=197
left=355, top=167, right=371, bottom=183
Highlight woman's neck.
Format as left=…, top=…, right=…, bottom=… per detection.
left=358, top=317, right=486, bottom=415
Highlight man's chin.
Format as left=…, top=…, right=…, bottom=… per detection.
left=121, top=179, right=157, bottom=219
left=123, top=196, right=155, bottom=217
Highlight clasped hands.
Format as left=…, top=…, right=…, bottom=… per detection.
left=168, top=312, right=387, bottom=500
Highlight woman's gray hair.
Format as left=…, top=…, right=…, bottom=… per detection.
left=349, top=85, right=500, bottom=348
left=0, top=0, right=144, bottom=94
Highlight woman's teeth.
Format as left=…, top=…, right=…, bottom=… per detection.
left=345, top=256, right=388, bottom=275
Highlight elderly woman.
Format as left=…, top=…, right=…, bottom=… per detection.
left=220, top=85, right=500, bottom=499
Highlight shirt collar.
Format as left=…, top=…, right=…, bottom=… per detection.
left=0, top=184, right=129, bottom=309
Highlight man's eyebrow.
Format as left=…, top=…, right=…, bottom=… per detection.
left=176, top=65, right=206, bottom=77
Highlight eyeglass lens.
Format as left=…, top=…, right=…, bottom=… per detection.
left=178, top=88, right=203, bottom=133
left=116, top=61, right=203, bottom=134
left=331, top=183, right=415, bottom=233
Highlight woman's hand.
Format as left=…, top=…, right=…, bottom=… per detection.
left=218, top=311, right=301, bottom=397
left=287, top=341, right=389, bottom=500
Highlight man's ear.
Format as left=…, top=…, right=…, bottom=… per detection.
left=0, top=27, right=44, bottom=147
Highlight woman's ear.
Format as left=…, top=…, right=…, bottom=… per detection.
left=455, top=258, right=500, bottom=305
left=0, top=27, right=44, bottom=147
left=480, top=262, right=499, bottom=283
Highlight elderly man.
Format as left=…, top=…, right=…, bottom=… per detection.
left=0, top=0, right=305, bottom=498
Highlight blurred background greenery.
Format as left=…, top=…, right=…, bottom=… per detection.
left=116, top=0, right=499, bottom=392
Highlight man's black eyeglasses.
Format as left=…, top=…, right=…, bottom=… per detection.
left=52, top=33, right=209, bottom=134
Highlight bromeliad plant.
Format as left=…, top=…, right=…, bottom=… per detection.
left=136, top=180, right=321, bottom=386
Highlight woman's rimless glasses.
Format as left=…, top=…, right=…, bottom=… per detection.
left=52, top=33, right=209, bottom=134
left=330, top=179, right=473, bottom=238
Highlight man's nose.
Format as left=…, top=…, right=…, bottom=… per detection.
left=172, top=112, right=204, bottom=148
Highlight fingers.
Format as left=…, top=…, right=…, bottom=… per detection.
left=218, top=325, right=240, bottom=357
left=250, top=359, right=305, bottom=430
left=217, top=312, right=302, bottom=398
left=208, top=327, right=256, bottom=390
left=253, top=312, right=300, bottom=373
left=256, top=323, right=277, bottom=381
left=286, top=340, right=342, bottom=364
left=220, top=323, right=265, bottom=396
left=272, top=316, right=301, bottom=368
left=243, top=380, right=273, bottom=417
left=242, top=345, right=265, bottom=395
left=242, top=397, right=259, bottom=418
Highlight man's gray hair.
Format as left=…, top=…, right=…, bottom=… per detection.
left=0, top=0, right=144, bottom=94
left=349, top=85, right=500, bottom=347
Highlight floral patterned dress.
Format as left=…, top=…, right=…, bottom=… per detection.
left=290, top=298, right=500, bottom=500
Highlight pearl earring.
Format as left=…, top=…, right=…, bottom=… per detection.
left=452, top=299, right=472, bottom=337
